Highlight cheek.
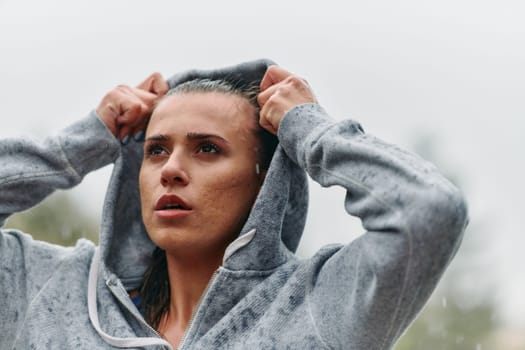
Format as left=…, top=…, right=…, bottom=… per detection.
left=200, top=166, right=261, bottom=208
left=209, top=162, right=259, bottom=192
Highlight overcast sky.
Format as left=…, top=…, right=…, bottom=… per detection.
left=1, top=0, right=524, bottom=329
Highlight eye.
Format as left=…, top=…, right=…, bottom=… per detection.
left=145, top=143, right=168, bottom=157
left=197, top=142, right=220, bottom=154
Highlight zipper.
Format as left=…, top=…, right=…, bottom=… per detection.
left=110, top=281, right=172, bottom=349
left=176, top=268, right=221, bottom=350
left=121, top=296, right=164, bottom=338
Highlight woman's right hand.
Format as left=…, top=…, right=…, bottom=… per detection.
left=96, top=72, right=169, bottom=143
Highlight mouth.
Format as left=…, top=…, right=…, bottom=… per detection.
left=155, top=194, right=192, bottom=212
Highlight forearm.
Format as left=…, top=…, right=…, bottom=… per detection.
left=279, top=103, right=467, bottom=237
left=0, top=111, right=120, bottom=225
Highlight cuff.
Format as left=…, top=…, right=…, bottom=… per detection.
left=57, top=110, right=121, bottom=178
left=277, top=103, right=334, bottom=168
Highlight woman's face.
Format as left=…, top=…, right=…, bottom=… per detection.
left=139, top=91, right=264, bottom=258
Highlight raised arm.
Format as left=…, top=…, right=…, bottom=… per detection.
left=0, top=73, right=167, bottom=226
left=0, top=111, right=119, bottom=225
left=258, top=66, right=469, bottom=349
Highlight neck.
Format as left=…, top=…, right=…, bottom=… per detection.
left=157, top=250, right=222, bottom=345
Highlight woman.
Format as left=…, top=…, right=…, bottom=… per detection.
left=0, top=59, right=468, bottom=349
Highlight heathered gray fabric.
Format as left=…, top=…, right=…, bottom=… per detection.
left=0, top=59, right=468, bottom=349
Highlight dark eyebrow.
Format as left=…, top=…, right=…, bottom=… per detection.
left=145, top=134, right=169, bottom=142
left=145, top=133, right=229, bottom=144
left=186, top=132, right=229, bottom=144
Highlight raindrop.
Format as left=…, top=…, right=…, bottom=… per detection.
left=442, top=297, right=447, bottom=308
left=476, top=344, right=482, bottom=350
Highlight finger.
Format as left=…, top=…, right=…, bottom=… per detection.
left=259, top=96, right=280, bottom=135
left=260, top=65, right=294, bottom=92
left=125, top=86, right=159, bottom=107
left=117, top=118, right=138, bottom=143
left=137, top=72, right=168, bottom=95
left=150, top=74, right=169, bottom=95
left=116, top=98, right=149, bottom=142
left=115, top=86, right=157, bottom=144
left=117, top=99, right=149, bottom=127
left=259, top=109, right=278, bottom=135
left=136, top=72, right=158, bottom=91
left=131, top=118, right=150, bottom=142
left=96, top=87, right=130, bottom=137
left=257, top=82, right=280, bottom=108
left=119, top=114, right=143, bottom=143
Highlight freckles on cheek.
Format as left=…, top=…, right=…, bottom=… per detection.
left=206, top=179, right=253, bottom=198
left=210, top=163, right=260, bottom=190
left=200, top=175, right=256, bottom=207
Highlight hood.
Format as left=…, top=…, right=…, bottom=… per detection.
left=98, top=59, right=309, bottom=289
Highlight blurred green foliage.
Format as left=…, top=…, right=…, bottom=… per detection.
left=394, top=286, right=496, bottom=350
left=4, top=191, right=99, bottom=246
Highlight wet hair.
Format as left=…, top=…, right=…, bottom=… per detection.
left=139, top=78, right=278, bottom=330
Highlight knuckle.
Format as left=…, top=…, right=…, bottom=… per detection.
left=113, top=85, right=130, bottom=96
left=104, top=102, right=115, bottom=111
left=129, top=103, right=141, bottom=113
left=106, top=89, right=120, bottom=99
left=288, top=76, right=303, bottom=87
left=274, top=86, right=288, bottom=98
left=116, top=84, right=129, bottom=91
left=266, top=94, right=278, bottom=105
left=151, top=72, right=163, bottom=84
left=257, top=91, right=267, bottom=103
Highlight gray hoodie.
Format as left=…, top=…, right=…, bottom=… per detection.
left=0, top=59, right=468, bottom=349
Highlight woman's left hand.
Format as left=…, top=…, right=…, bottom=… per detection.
left=257, top=65, right=317, bottom=135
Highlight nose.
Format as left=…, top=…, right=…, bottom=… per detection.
left=160, top=153, right=189, bottom=187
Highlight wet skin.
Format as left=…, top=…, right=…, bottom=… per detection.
left=139, top=92, right=264, bottom=260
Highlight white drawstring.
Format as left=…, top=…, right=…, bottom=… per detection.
left=87, top=248, right=173, bottom=349
left=223, top=229, right=256, bottom=264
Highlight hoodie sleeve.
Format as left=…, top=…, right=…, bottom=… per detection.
left=0, top=111, right=120, bottom=341
left=0, top=111, right=120, bottom=226
left=277, top=104, right=469, bottom=349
